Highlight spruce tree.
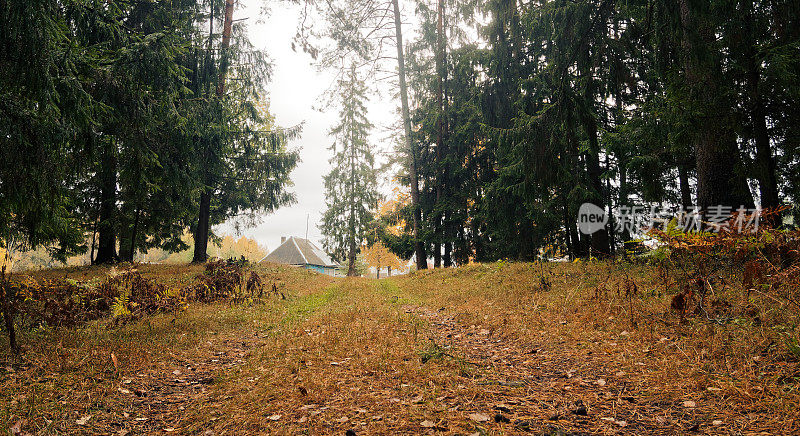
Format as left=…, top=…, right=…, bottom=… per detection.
left=320, top=65, right=379, bottom=276
left=186, top=0, right=299, bottom=263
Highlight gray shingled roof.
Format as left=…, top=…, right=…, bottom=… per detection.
left=260, top=237, right=339, bottom=267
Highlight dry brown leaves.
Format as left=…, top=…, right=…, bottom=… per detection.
left=1, top=261, right=798, bottom=435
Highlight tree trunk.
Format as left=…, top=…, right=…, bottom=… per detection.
left=192, top=190, right=211, bottom=263
left=677, top=0, right=754, bottom=212
left=678, top=163, right=693, bottom=209
left=125, top=206, right=142, bottom=263
left=580, top=45, right=609, bottom=257
left=216, top=0, right=235, bottom=96
left=743, top=0, right=779, bottom=214
left=443, top=210, right=453, bottom=267
left=89, top=212, right=99, bottom=264
left=119, top=201, right=141, bottom=263
left=563, top=96, right=586, bottom=258
left=750, top=75, right=779, bottom=210
left=432, top=0, right=447, bottom=269
left=1, top=260, right=17, bottom=353
left=392, top=0, right=426, bottom=270
left=95, top=140, right=118, bottom=264
left=618, top=161, right=632, bottom=241
left=194, top=0, right=235, bottom=263
left=612, top=83, right=631, bottom=244
left=347, top=101, right=358, bottom=277
left=585, top=135, right=609, bottom=256
left=471, top=216, right=484, bottom=262
left=439, top=0, right=453, bottom=268
left=2, top=301, right=17, bottom=354
left=347, top=238, right=357, bottom=276
left=605, top=154, right=615, bottom=255
left=1, top=271, right=17, bottom=354
left=562, top=197, right=574, bottom=260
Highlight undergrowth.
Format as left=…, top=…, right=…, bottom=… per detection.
left=1, top=258, right=275, bottom=354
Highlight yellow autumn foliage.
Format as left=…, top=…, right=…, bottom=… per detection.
left=363, top=241, right=403, bottom=271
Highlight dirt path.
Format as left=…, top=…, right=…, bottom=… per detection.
left=106, top=333, right=268, bottom=435
left=5, top=267, right=786, bottom=435
left=407, top=306, right=706, bottom=435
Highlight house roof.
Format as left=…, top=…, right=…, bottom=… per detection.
left=260, top=237, right=339, bottom=267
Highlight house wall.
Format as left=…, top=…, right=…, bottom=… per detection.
left=302, top=264, right=338, bottom=276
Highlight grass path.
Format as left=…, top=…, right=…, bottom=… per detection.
left=2, top=262, right=798, bottom=435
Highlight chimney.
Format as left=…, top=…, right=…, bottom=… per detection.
left=281, top=236, right=287, bottom=244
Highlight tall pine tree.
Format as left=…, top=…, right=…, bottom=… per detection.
left=320, top=65, right=379, bottom=276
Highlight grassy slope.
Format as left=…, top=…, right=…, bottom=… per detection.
left=1, top=261, right=798, bottom=435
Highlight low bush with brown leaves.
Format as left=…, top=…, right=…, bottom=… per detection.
left=2, top=259, right=275, bottom=354
left=181, top=258, right=266, bottom=304
left=646, top=209, right=800, bottom=361
left=6, top=268, right=186, bottom=330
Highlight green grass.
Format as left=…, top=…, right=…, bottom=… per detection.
left=281, top=283, right=339, bottom=323
left=376, top=277, right=421, bottom=306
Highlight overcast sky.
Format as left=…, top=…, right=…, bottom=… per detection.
left=218, top=0, right=409, bottom=252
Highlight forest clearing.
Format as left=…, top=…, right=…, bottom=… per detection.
left=3, top=0, right=800, bottom=434
left=2, top=259, right=798, bottom=435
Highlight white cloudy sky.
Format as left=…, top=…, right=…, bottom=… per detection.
left=218, top=0, right=412, bottom=251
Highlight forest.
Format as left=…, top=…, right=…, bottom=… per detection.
left=2, top=0, right=799, bottom=269
left=2, top=0, right=800, bottom=433
left=377, top=0, right=800, bottom=266
left=2, top=0, right=298, bottom=268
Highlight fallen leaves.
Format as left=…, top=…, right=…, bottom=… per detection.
left=4, top=262, right=796, bottom=436
left=601, top=417, right=627, bottom=427
left=75, top=415, right=92, bottom=426
left=468, top=412, right=490, bottom=422
left=9, top=419, right=25, bottom=436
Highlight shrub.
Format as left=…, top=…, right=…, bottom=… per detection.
left=182, top=258, right=266, bottom=304
left=649, top=209, right=800, bottom=357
